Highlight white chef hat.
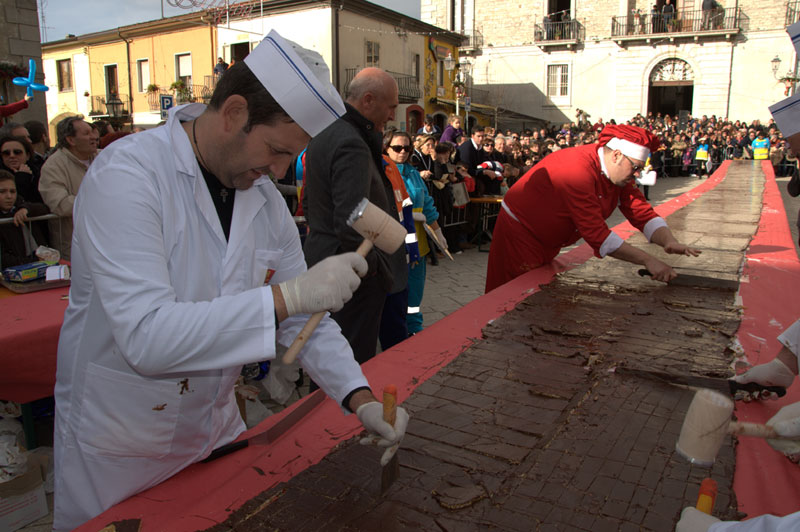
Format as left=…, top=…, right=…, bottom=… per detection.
left=244, top=30, right=345, bottom=137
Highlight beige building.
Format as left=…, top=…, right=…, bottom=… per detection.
left=422, top=0, right=799, bottom=129
left=42, top=12, right=216, bottom=136
left=41, top=0, right=474, bottom=135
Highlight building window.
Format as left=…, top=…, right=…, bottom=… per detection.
left=175, top=53, right=192, bottom=87
left=136, top=59, right=150, bottom=93
left=412, top=54, right=420, bottom=82
left=546, top=64, right=569, bottom=98
left=57, top=59, right=72, bottom=92
left=438, top=60, right=444, bottom=87
left=365, top=41, right=379, bottom=67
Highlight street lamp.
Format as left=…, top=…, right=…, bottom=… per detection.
left=771, top=55, right=781, bottom=78
left=459, top=57, right=473, bottom=128
left=442, top=52, right=462, bottom=117
left=105, top=95, right=124, bottom=117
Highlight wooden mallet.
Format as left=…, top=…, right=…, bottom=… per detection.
left=282, top=197, right=407, bottom=364
left=675, top=388, right=780, bottom=466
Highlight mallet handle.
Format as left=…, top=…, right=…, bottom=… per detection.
left=728, top=422, right=778, bottom=439
left=282, top=239, right=374, bottom=364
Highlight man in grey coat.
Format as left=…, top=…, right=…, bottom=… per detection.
left=303, top=67, right=408, bottom=365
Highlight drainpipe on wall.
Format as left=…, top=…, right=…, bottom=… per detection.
left=118, top=30, right=134, bottom=119
left=725, top=0, right=738, bottom=118
left=333, top=3, right=341, bottom=91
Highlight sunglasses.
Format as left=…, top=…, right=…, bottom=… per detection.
left=622, top=154, right=643, bottom=173
left=389, top=145, right=412, bottom=153
left=1, top=149, right=23, bottom=156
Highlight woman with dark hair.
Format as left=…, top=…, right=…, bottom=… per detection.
left=384, top=129, right=446, bottom=335
left=0, top=135, right=45, bottom=204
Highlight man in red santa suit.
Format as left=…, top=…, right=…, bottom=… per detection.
left=485, top=124, right=700, bottom=293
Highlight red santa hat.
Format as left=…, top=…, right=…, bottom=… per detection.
left=477, top=160, right=504, bottom=178
left=598, top=124, right=660, bottom=161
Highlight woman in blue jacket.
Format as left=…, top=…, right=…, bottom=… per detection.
left=384, top=130, right=448, bottom=334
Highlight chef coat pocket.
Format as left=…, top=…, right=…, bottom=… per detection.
left=252, top=249, right=282, bottom=287
left=77, top=363, right=180, bottom=458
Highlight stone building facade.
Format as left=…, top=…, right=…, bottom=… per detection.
left=0, top=0, right=45, bottom=125
left=421, top=0, right=798, bottom=128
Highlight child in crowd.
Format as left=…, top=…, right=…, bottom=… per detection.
left=0, top=169, right=48, bottom=268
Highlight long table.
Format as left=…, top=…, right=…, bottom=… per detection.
left=0, top=285, right=69, bottom=403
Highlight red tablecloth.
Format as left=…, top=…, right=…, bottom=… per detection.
left=0, top=285, right=69, bottom=403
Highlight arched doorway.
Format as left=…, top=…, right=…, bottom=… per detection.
left=647, top=58, right=693, bottom=119
left=406, top=105, right=424, bottom=134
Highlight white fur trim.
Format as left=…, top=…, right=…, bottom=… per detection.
left=605, top=137, right=649, bottom=162
left=643, top=217, right=667, bottom=241
left=599, top=231, right=624, bottom=257
left=244, top=30, right=345, bottom=137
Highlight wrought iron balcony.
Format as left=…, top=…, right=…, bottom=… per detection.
left=788, top=1, right=800, bottom=26
left=534, top=20, right=584, bottom=49
left=344, top=68, right=421, bottom=104
left=459, top=29, right=483, bottom=53
left=611, top=6, right=741, bottom=42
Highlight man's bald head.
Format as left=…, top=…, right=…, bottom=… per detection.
left=345, top=67, right=398, bottom=132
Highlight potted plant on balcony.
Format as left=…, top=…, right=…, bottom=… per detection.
left=146, top=83, right=159, bottom=94
left=170, top=80, right=192, bottom=103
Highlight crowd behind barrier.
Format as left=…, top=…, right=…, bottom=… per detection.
left=279, top=110, right=797, bottom=254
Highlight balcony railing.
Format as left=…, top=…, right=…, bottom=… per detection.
left=144, top=81, right=216, bottom=111
left=90, top=94, right=131, bottom=118
left=611, top=7, right=740, bottom=37
left=534, top=20, right=585, bottom=44
left=788, top=1, right=800, bottom=26
left=459, top=29, right=483, bottom=51
left=343, top=68, right=421, bottom=104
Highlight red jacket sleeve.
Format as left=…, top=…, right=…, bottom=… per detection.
left=617, top=183, right=659, bottom=232
left=0, top=98, right=29, bottom=119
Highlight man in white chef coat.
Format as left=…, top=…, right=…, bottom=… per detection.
left=52, top=31, right=409, bottom=531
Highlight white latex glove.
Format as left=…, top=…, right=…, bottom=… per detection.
left=434, top=227, right=448, bottom=251
left=278, top=252, right=367, bottom=316
left=676, top=507, right=720, bottom=532
left=412, top=211, right=426, bottom=223
left=356, top=401, right=410, bottom=466
left=732, top=358, right=796, bottom=401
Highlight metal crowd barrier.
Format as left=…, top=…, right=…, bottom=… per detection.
left=0, top=214, right=62, bottom=271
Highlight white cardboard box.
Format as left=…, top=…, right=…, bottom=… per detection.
left=0, top=454, right=49, bottom=531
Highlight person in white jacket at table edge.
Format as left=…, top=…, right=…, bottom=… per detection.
left=52, top=31, right=409, bottom=531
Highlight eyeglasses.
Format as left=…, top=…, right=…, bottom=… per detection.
left=622, top=154, right=643, bottom=173
left=1, top=149, right=23, bottom=156
left=389, top=145, right=412, bottom=153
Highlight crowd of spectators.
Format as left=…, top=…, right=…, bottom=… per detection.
left=328, top=110, right=795, bottom=255
left=0, top=114, right=135, bottom=267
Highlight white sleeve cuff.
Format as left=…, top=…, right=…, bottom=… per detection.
left=643, top=217, right=667, bottom=241
left=599, top=231, right=624, bottom=257
left=778, top=318, right=800, bottom=361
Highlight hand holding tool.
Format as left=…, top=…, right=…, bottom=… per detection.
left=282, top=198, right=406, bottom=364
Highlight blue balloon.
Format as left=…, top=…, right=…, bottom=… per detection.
left=12, top=58, right=49, bottom=100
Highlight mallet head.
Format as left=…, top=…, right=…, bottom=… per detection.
left=347, top=197, right=407, bottom=253
left=676, top=389, right=734, bottom=467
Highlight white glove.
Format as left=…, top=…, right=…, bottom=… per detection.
left=356, top=401, right=410, bottom=466
left=676, top=507, right=720, bottom=532
left=412, top=211, right=426, bottom=223
left=278, top=253, right=367, bottom=316
left=732, top=358, right=796, bottom=401
left=434, top=227, right=447, bottom=251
